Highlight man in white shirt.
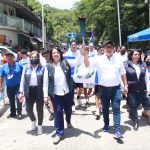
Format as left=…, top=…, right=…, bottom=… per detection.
left=88, top=42, right=97, bottom=57
left=84, top=41, right=128, bottom=139
left=119, top=46, right=128, bottom=63
left=83, top=43, right=97, bottom=107
left=63, top=41, right=83, bottom=108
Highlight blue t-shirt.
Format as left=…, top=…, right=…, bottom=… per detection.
left=0, top=62, right=23, bottom=88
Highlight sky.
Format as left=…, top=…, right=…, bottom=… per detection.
left=43, top=0, right=80, bottom=10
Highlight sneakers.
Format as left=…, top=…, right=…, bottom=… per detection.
left=76, top=98, right=82, bottom=106
left=84, top=102, right=90, bottom=108
left=114, top=130, right=123, bottom=139
left=18, top=114, right=22, bottom=120
left=53, top=135, right=62, bottom=144
left=133, top=121, right=139, bottom=131
left=31, top=121, right=37, bottom=131
left=37, top=125, right=43, bottom=135
left=49, top=113, right=54, bottom=121
left=72, top=105, right=76, bottom=111
left=7, top=114, right=16, bottom=118
left=148, top=119, right=150, bottom=125
left=67, top=122, right=73, bottom=128
left=95, top=108, right=100, bottom=120
left=103, top=124, right=109, bottom=132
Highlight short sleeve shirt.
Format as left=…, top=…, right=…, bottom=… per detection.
left=0, top=62, right=23, bottom=87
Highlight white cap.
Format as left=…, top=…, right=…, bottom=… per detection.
left=89, top=43, right=94, bottom=47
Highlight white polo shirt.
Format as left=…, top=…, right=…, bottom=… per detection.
left=91, top=53, right=126, bottom=87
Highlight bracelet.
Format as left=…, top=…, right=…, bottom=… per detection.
left=124, top=85, right=128, bottom=88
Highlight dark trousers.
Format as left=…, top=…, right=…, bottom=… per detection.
left=26, top=87, right=44, bottom=125
left=99, top=85, right=121, bottom=131
left=7, top=85, right=22, bottom=115
left=127, top=90, right=146, bottom=122
left=50, top=91, right=74, bottom=136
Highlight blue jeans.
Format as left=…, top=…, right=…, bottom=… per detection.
left=127, top=90, right=146, bottom=122
left=50, top=91, right=74, bottom=136
left=99, top=85, right=121, bottom=131
left=7, top=85, right=22, bottom=115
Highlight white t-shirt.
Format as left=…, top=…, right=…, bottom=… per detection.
left=88, top=50, right=97, bottom=58
left=63, top=50, right=79, bottom=58
left=119, top=52, right=128, bottom=63
left=91, top=53, right=126, bottom=86
left=19, top=57, right=30, bottom=67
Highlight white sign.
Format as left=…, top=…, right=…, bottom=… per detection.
left=73, top=64, right=97, bottom=84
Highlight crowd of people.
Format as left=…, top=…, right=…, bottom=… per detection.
left=0, top=40, right=150, bottom=144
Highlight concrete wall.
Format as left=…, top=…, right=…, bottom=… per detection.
left=5, top=4, right=16, bottom=16
left=0, top=28, right=18, bottom=45
left=0, top=2, right=16, bottom=16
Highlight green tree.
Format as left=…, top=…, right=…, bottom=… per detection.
left=14, top=0, right=149, bottom=46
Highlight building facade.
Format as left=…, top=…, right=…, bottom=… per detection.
left=0, top=0, right=42, bottom=51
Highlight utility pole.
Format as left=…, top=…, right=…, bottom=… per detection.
left=117, top=0, right=122, bottom=46
left=145, top=0, right=150, bottom=27
left=42, top=0, right=45, bottom=48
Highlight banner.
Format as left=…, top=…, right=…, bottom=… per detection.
left=64, top=53, right=99, bottom=84
left=73, top=64, right=98, bottom=84
left=0, top=80, right=5, bottom=101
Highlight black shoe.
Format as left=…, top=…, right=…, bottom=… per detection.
left=7, top=114, right=16, bottom=118
left=49, top=113, right=54, bottom=121
left=67, top=122, right=73, bottom=128
left=133, top=121, right=139, bottom=131
left=84, top=102, right=90, bottom=108
left=128, top=113, right=132, bottom=119
left=148, top=119, right=150, bottom=126
left=96, top=115, right=100, bottom=120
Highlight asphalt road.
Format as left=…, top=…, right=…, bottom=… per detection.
left=0, top=95, right=150, bottom=150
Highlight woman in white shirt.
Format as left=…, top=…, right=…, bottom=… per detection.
left=124, top=49, right=150, bottom=130
left=19, top=51, right=44, bottom=135
left=43, top=47, right=87, bottom=144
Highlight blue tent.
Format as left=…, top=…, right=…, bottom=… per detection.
left=128, top=28, right=150, bottom=42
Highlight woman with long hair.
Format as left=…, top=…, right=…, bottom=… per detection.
left=124, top=49, right=150, bottom=130
left=43, top=47, right=88, bottom=144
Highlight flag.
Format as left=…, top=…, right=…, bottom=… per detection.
left=70, top=32, right=76, bottom=41
left=89, top=31, right=94, bottom=43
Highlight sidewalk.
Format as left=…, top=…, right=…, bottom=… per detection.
left=0, top=95, right=150, bottom=150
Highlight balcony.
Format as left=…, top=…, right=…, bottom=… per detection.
left=0, top=13, right=42, bottom=37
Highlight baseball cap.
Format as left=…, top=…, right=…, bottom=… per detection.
left=104, top=40, right=115, bottom=47
left=5, top=51, right=15, bottom=56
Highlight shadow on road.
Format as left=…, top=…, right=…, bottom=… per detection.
left=0, top=104, right=9, bottom=118
left=64, top=127, right=100, bottom=140
left=124, top=115, right=150, bottom=128
left=94, top=125, right=131, bottom=140
left=26, top=125, right=54, bottom=136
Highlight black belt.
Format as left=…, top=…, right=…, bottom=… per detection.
left=99, top=85, right=120, bottom=88
left=30, top=86, right=37, bottom=88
